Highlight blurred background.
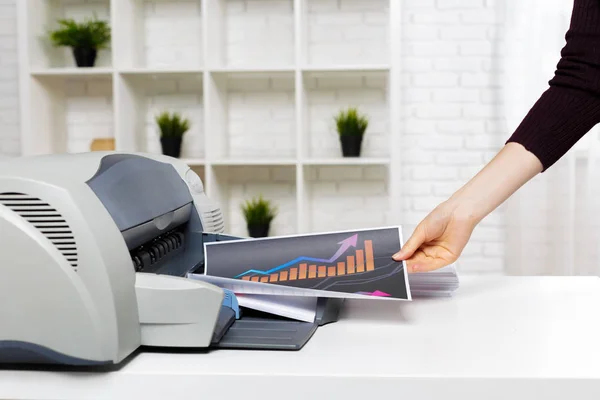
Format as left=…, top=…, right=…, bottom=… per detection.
left=1, top=0, right=598, bottom=277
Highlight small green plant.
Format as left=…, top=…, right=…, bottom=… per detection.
left=49, top=16, right=111, bottom=50
left=334, top=107, right=369, bottom=137
left=241, top=196, right=278, bottom=227
left=155, top=111, right=191, bottom=138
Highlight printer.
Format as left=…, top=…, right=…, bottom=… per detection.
left=0, top=152, right=341, bottom=366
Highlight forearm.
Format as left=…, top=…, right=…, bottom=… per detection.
left=446, top=142, right=542, bottom=224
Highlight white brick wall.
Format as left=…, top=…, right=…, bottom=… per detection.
left=143, top=0, right=202, bottom=68
left=143, top=75, right=204, bottom=158
left=307, top=0, right=389, bottom=65
left=306, top=165, right=389, bottom=232
left=65, top=78, right=114, bottom=153
left=226, top=0, right=294, bottom=67
left=0, top=0, right=18, bottom=156
left=400, top=0, right=507, bottom=274
left=226, top=75, right=295, bottom=158
left=306, top=72, right=388, bottom=158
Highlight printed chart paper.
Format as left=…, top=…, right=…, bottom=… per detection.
left=202, top=226, right=411, bottom=301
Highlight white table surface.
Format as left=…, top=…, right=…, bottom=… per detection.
left=2, top=276, right=600, bottom=400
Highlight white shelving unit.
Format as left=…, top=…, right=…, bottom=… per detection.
left=17, top=0, right=402, bottom=237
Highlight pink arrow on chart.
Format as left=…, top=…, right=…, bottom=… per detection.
left=234, top=233, right=360, bottom=277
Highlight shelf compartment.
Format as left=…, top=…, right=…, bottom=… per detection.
left=117, top=72, right=204, bottom=158
left=207, top=0, right=294, bottom=69
left=209, top=165, right=297, bottom=237
left=302, top=69, right=390, bottom=160
left=28, top=74, right=114, bottom=155
left=303, top=164, right=389, bottom=233
left=304, top=0, right=389, bottom=66
left=26, top=0, right=112, bottom=69
left=114, top=0, right=203, bottom=69
left=206, top=71, right=296, bottom=160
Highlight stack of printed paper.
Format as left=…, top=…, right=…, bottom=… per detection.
left=408, top=264, right=460, bottom=297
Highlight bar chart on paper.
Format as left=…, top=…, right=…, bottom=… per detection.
left=203, top=227, right=411, bottom=300
left=239, top=239, right=376, bottom=283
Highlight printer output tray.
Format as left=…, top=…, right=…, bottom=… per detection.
left=212, top=310, right=318, bottom=351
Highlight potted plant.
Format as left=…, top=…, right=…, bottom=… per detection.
left=155, top=111, right=190, bottom=158
left=241, top=196, right=277, bottom=238
left=49, top=16, right=111, bottom=67
left=334, top=107, right=369, bottom=157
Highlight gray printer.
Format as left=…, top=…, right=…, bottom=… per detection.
left=0, top=152, right=341, bottom=366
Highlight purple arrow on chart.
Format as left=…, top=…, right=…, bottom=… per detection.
left=234, top=234, right=359, bottom=278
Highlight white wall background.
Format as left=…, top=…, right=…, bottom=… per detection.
left=0, top=0, right=19, bottom=157
left=0, top=0, right=511, bottom=274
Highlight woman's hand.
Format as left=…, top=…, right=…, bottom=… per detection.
left=392, top=143, right=544, bottom=273
left=393, top=201, right=478, bottom=272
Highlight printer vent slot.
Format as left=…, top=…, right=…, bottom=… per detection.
left=203, top=208, right=225, bottom=233
left=0, top=192, right=78, bottom=271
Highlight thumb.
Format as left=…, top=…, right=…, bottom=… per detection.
left=393, top=224, right=426, bottom=261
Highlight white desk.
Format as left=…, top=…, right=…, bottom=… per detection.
left=2, top=276, right=600, bottom=400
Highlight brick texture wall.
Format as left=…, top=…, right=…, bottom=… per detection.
left=400, top=0, right=507, bottom=274
left=144, top=0, right=203, bottom=68
left=0, top=0, right=19, bottom=157
left=65, top=79, right=114, bottom=153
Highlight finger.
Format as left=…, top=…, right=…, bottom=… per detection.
left=393, top=224, right=427, bottom=261
left=409, top=257, right=451, bottom=273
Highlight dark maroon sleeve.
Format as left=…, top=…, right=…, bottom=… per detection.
left=506, top=0, right=600, bottom=171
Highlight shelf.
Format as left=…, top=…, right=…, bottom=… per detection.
left=211, top=159, right=297, bottom=166
left=303, top=158, right=390, bottom=166
left=210, top=66, right=296, bottom=75
left=301, top=64, right=390, bottom=73
left=19, top=0, right=402, bottom=237
left=30, top=67, right=113, bottom=79
left=119, top=67, right=203, bottom=76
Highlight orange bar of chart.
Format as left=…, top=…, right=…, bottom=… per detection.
left=356, top=249, right=365, bottom=272
left=318, top=266, right=326, bottom=277
left=328, top=266, right=336, bottom=277
left=300, top=264, right=308, bottom=279
left=251, top=276, right=259, bottom=282
left=337, top=262, right=345, bottom=275
left=365, top=240, right=375, bottom=271
left=347, top=255, right=355, bottom=273
left=290, top=268, right=298, bottom=280
left=270, top=273, right=279, bottom=282
left=260, top=276, right=269, bottom=283
left=280, top=271, right=288, bottom=281
left=242, top=276, right=250, bottom=281
left=308, top=265, right=317, bottom=278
